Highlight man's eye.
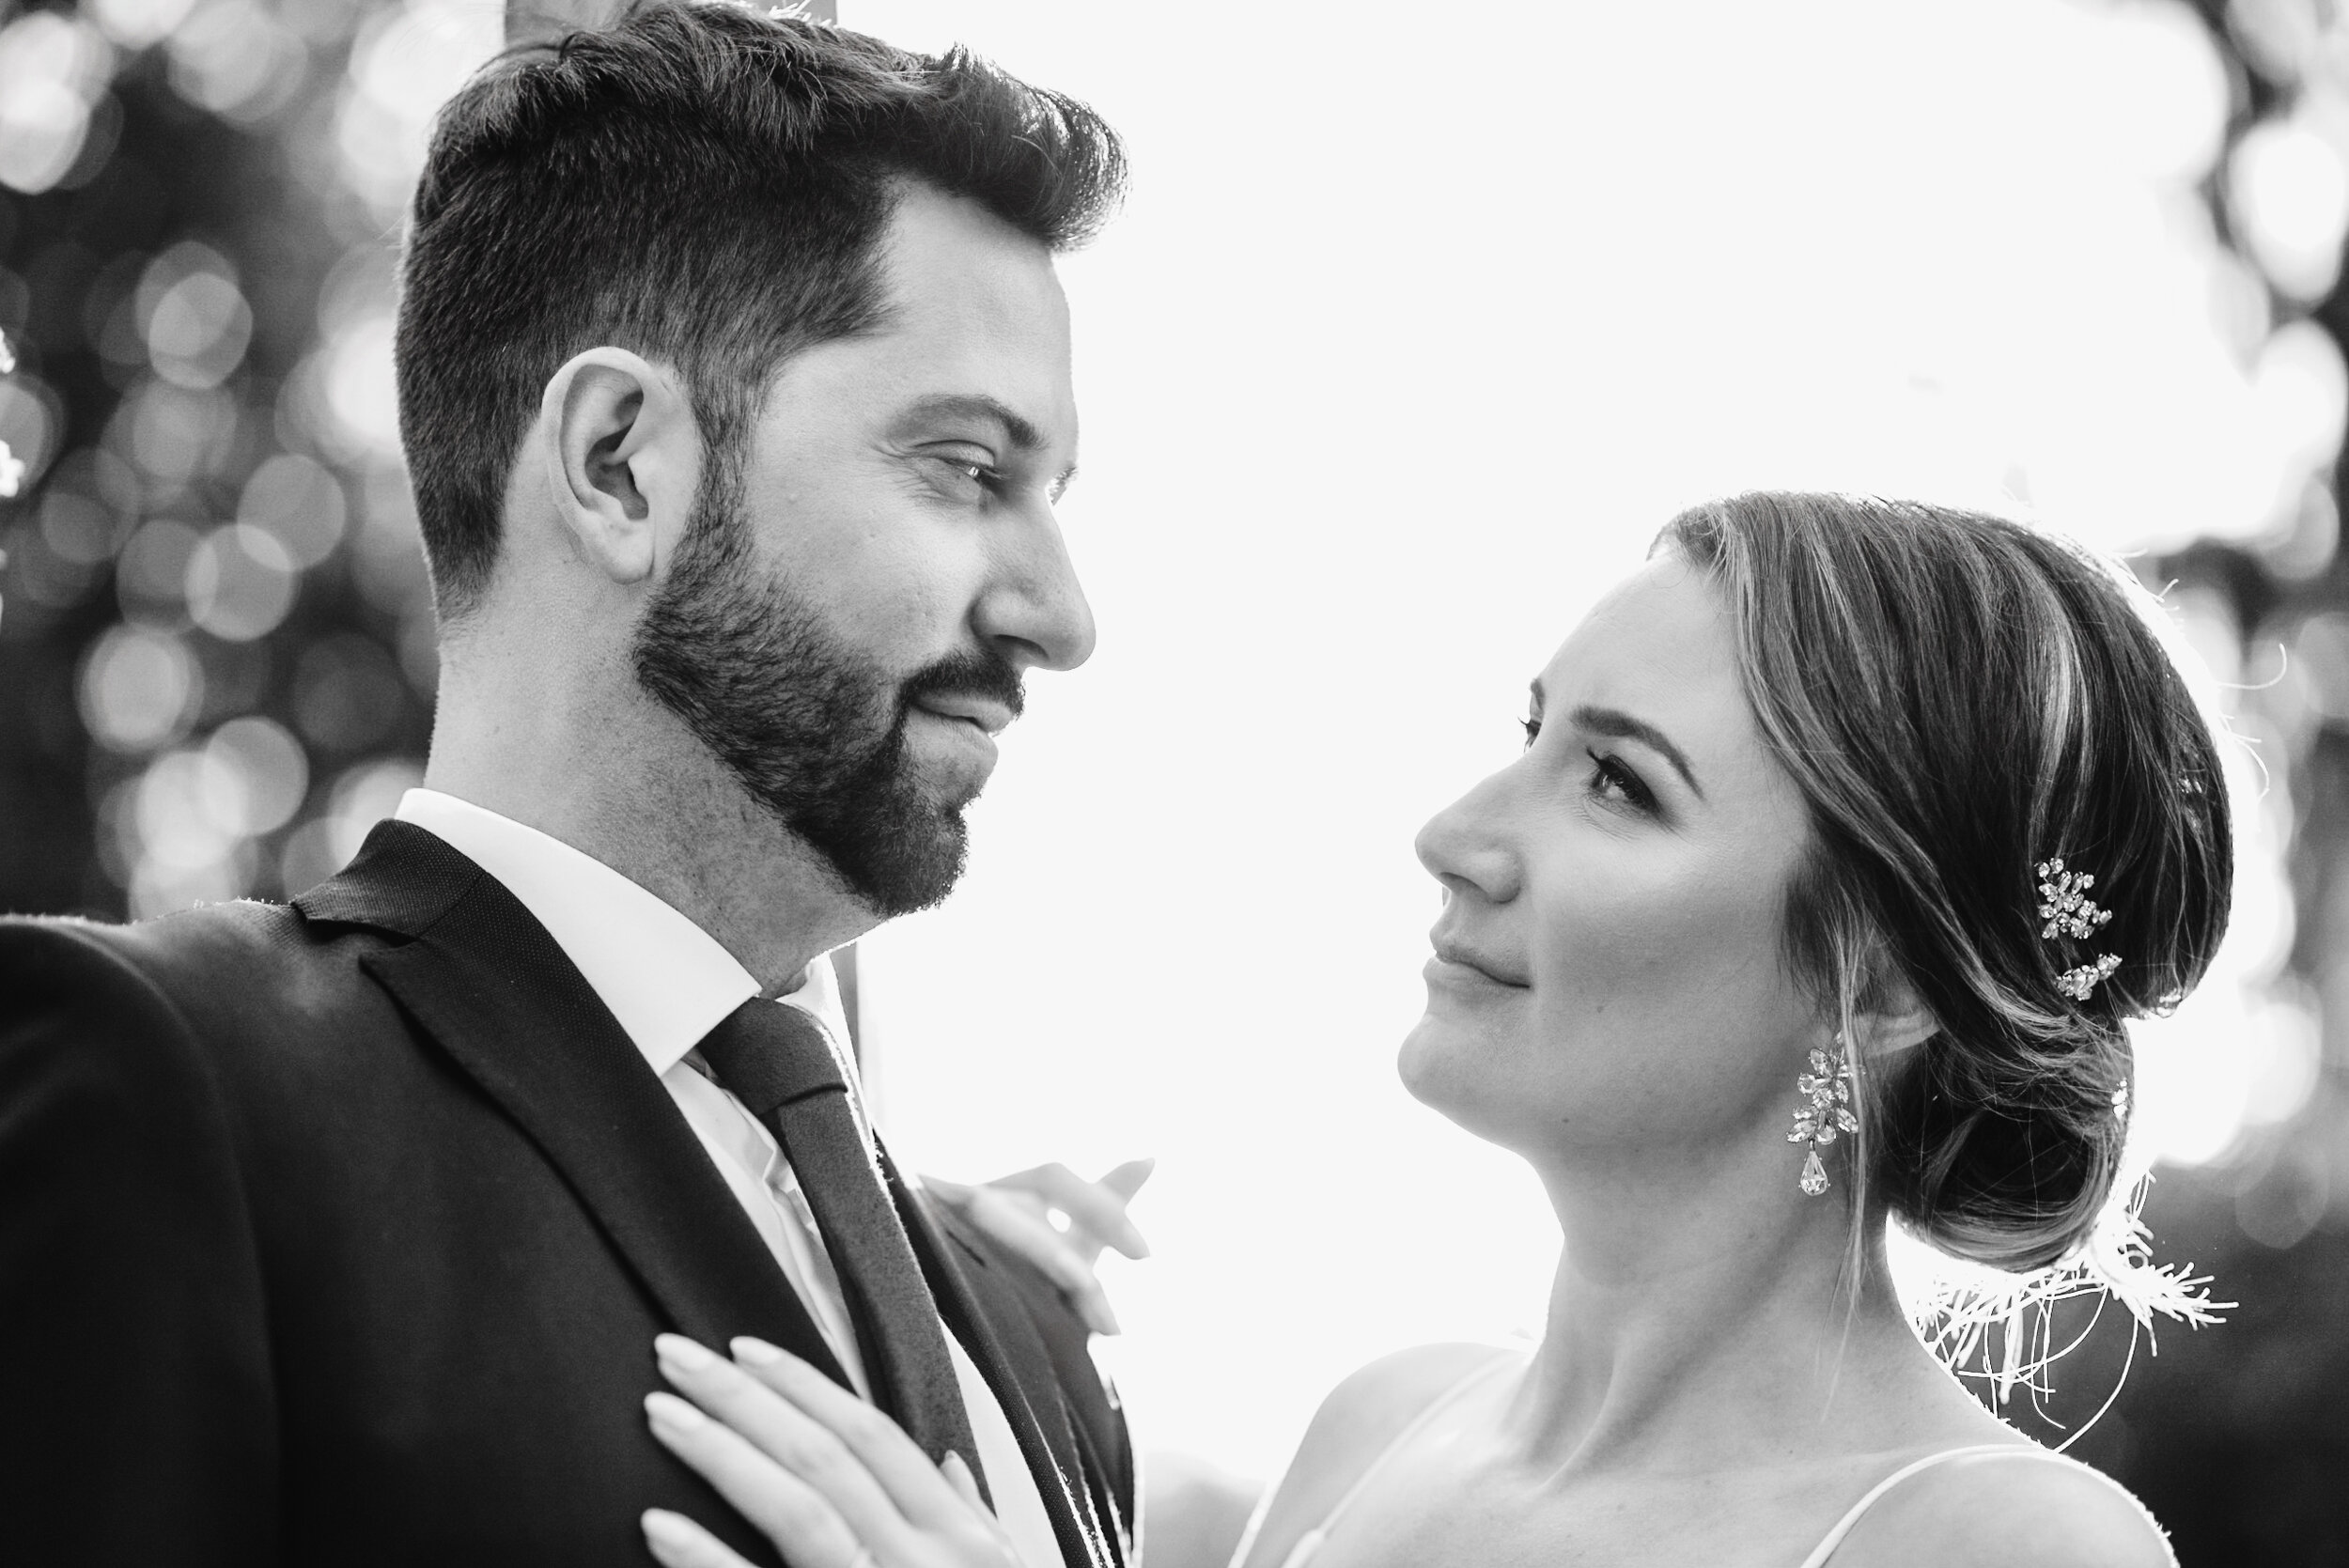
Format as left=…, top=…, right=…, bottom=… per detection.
left=927, top=454, right=999, bottom=493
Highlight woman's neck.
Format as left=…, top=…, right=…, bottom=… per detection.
left=1505, top=1153, right=1985, bottom=1476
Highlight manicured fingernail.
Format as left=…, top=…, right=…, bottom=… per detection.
left=1084, top=1295, right=1122, bottom=1336
left=729, top=1335, right=784, bottom=1367
left=642, top=1508, right=697, bottom=1560
left=655, top=1333, right=718, bottom=1372
left=646, top=1390, right=707, bottom=1432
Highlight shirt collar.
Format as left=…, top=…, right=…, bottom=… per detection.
left=392, top=788, right=853, bottom=1079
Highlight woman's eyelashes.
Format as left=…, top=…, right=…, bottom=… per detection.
left=1586, top=750, right=1657, bottom=813
left=1523, top=717, right=1658, bottom=815
left=1532, top=708, right=1663, bottom=807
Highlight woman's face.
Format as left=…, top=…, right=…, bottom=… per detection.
left=1403, top=553, right=1821, bottom=1169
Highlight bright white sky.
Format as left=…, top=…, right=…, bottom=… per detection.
left=832, top=0, right=2329, bottom=1480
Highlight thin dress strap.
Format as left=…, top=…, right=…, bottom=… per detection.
left=1794, top=1443, right=2145, bottom=1568
left=1276, top=1350, right=1525, bottom=1568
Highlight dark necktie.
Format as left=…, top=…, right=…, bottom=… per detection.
left=694, top=997, right=985, bottom=1490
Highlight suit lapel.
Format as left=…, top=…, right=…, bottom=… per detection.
left=881, top=1147, right=1122, bottom=1568
left=295, top=822, right=852, bottom=1390
left=302, top=824, right=1124, bottom=1563
left=926, top=1199, right=1133, bottom=1552
left=935, top=1203, right=1133, bottom=1566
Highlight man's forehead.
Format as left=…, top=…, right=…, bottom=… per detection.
left=861, top=195, right=1077, bottom=439
left=861, top=342, right=1079, bottom=458
left=877, top=185, right=1071, bottom=329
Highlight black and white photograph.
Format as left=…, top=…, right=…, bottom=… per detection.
left=1, top=0, right=2345, bottom=1563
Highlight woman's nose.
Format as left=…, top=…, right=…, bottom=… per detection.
left=1414, top=771, right=1522, bottom=906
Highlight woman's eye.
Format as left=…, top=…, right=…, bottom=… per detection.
left=1586, top=750, right=1657, bottom=812
left=1520, top=716, right=1542, bottom=751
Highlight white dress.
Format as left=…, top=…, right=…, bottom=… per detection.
left=1277, top=1355, right=2162, bottom=1568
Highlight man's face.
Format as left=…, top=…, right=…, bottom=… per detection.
left=632, top=184, right=1093, bottom=916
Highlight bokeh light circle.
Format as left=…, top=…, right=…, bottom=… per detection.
left=186, top=521, right=298, bottom=641
left=78, top=625, right=203, bottom=753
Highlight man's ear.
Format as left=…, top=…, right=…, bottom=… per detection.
left=1848, top=971, right=1939, bottom=1062
left=537, top=348, right=698, bottom=589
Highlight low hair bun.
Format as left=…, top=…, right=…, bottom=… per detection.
left=1665, top=493, right=2232, bottom=1276
left=1872, top=1013, right=2132, bottom=1272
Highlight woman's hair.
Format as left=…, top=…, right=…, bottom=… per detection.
left=1661, top=492, right=2232, bottom=1272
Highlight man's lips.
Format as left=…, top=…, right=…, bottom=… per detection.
left=910, top=695, right=1014, bottom=736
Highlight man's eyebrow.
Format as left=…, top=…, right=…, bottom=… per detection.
left=899, top=393, right=1046, bottom=453
left=1569, top=699, right=1705, bottom=800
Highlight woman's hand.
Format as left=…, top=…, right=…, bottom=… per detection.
left=922, top=1159, right=1155, bottom=1336
left=641, top=1333, right=1019, bottom=1568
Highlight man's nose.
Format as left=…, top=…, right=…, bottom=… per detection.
left=975, top=507, right=1097, bottom=674
left=1413, top=769, right=1523, bottom=906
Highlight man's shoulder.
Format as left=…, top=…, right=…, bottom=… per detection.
left=0, top=898, right=403, bottom=1077
left=2, top=897, right=362, bottom=1001
left=0, top=905, right=350, bottom=1181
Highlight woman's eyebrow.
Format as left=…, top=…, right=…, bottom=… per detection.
left=1570, top=702, right=1704, bottom=799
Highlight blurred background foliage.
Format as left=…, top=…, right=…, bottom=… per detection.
left=1994, top=6, right=2349, bottom=1561
left=0, top=0, right=486, bottom=919
left=0, top=0, right=2347, bottom=1562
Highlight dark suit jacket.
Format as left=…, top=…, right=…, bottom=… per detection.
left=0, top=820, right=1133, bottom=1567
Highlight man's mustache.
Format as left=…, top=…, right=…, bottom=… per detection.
left=896, top=649, right=1026, bottom=724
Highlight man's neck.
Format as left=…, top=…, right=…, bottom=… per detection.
left=422, top=670, right=872, bottom=993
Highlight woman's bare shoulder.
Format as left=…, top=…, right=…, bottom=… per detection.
left=1230, top=1343, right=1517, bottom=1568
left=1838, top=1447, right=2175, bottom=1568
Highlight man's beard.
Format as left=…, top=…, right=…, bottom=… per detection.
left=630, top=457, right=1023, bottom=917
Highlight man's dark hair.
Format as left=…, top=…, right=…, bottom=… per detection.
left=395, top=0, right=1126, bottom=618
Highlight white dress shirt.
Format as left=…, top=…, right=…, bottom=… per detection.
left=394, top=789, right=1061, bottom=1568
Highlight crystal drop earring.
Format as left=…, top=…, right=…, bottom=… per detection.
left=1787, top=1033, right=1859, bottom=1196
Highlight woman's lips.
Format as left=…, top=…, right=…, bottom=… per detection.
left=1425, top=935, right=1530, bottom=988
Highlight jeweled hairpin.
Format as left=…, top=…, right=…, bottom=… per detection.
left=2038, top=859, right=2112, bottom=940
left=2057, top=954, right=2122, bottom=1001
left=2038, top=858, right=2122, bottom=1001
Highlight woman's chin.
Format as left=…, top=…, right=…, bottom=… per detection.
left=1397, top=1013, right=1486, bottom=1119
left=1398, top=1011, right=1563, bottom=1157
